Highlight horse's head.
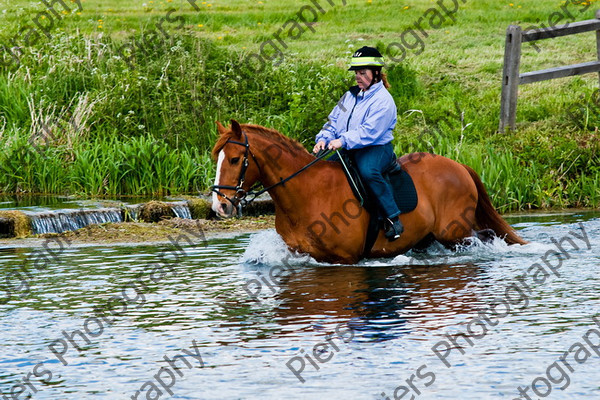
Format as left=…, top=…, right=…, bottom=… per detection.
left=211, top=119, right=261, bottom=218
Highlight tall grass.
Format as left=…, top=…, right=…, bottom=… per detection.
left=0, top=127, right=213, bottom=196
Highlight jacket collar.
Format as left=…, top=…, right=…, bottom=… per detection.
left=349, top=80, right=384, bottom=99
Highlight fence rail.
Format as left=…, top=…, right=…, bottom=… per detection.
left=498, top=10, right=600, bottom=132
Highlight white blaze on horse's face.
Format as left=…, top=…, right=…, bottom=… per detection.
left=212, top=150, right=226, bottom=216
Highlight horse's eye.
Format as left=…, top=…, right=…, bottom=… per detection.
left=230, top=157, right=240, bottom=164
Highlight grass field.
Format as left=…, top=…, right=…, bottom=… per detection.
left=0, top=0, right=598, bottom=210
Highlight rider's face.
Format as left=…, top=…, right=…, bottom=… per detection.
left=355, top=69, right=374, bottom=90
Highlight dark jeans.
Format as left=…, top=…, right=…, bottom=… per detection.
left=336, top=143, right=400, bottom=219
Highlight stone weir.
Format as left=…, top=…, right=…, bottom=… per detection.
left=0, top=196, right=274, bottom=238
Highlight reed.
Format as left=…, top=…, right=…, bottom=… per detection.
left=0, top=129, right=210, bottom=196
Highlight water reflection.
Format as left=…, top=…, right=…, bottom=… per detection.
left=0, top=194, right=181, bottom=212
left=260, top=262, right=484, bottom=341
left=0, top=194, right=72, bottom=209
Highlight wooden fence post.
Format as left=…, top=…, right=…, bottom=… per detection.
left=499, top=25, right=522, bottom=132
left=596, top=10, right=600, bottom=90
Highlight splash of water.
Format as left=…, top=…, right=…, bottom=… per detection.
left=241, top=227, right=557, bottom=267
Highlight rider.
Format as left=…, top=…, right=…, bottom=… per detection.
left=312, top=46, right=404, bottom=241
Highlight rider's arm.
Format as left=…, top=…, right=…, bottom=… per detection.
left=315, top=92, right=349, bottom=144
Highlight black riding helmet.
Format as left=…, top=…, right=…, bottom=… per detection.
left=348, top=46, right=385, bottom=70
left=348, top=46, right=385, bottom=87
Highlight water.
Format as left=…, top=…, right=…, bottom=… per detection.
left=0, top=211, right=599, bottom=399
left=0, top=196, right=195, bottom=234
left=170, top=202, right=193, bottom=220
left=27, top=201, right=192, bottom=234
left=28, top=208, right=125, bottom=234
left=0, top=195, right=151, bottom=213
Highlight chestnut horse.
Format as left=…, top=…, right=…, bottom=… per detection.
left=211, top=120, right=526, bottom=264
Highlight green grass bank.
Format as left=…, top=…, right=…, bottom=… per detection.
left=0, top=0, right=598, bottom=211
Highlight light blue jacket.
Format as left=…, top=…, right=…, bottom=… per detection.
left=316, top=80, right=397, bottom=150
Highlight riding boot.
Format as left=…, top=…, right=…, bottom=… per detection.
left=385, top=217, right=404, bottom=241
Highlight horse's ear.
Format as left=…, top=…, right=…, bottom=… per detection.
left=216, top=121, right=228, bottom=135
left=230, top=119, right=242, bottom=139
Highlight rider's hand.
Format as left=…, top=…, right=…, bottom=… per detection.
left=313, top=140, right=327, bottom=154
left=327, top=139, right=343, bottom=151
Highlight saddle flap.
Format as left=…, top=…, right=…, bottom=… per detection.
left=336, top=152, right=419, bottom=258
left=338, top=152, right=417, bottom=215
left=337, top=152, right=371, bottom=207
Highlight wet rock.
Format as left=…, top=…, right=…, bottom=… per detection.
left=139, top=201, right=175, bottom=223
left=187, top=198, right=212, bottom=220
left=0, top=210, right=32, bottom=238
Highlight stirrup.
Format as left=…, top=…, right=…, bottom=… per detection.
left=385, top=218, right=404, bottom=241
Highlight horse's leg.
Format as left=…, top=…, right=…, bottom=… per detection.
left=438, top=228, right=497, bottom=251
left=412, top=232, right=436, bottom=252
left=475, top=228, right=496, bottom=243
left=367, top=203, right=436, bottom=258
left=431, top=186, right=479, bottom=248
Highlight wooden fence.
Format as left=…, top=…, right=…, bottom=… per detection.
left=499, top=10, right=600, bottom=132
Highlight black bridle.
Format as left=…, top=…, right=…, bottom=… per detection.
left=210, top=133, right=256, bottom=217
left=210, top=132, right=332, bottom=217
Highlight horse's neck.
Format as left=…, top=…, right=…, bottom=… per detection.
left=251, top=135, right=311, bottom=185
left=252, top=136, right=345, bottom=215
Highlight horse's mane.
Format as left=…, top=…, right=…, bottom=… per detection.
left=211, top=124, right=309, bottom=159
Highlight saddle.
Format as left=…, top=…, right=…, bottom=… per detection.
left=336, top=151, right=418, bottom=257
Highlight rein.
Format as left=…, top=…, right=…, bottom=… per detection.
left=211, top=132, right=333, bottom=217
